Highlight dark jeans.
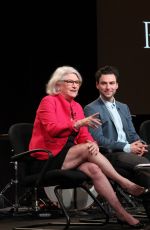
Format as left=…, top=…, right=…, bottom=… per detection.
left=144, top=145, right=150, bottom=161
left=104, top=151, right=150, bottom=188
left=104, top=150, right=150, bottom=219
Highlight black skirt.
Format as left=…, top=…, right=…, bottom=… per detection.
left=30, top=135, right=75, bottom=174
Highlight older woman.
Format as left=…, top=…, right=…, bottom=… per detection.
left=29, top=66, right=145, bottom=228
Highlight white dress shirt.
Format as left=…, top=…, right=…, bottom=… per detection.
left=101, top=97, right=131, bottom=153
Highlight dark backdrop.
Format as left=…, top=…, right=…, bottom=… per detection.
left=0, top=1, right=97, bottom=200
left=97, top=0, right=150, bottom=114
left=1, top=1, right=150, bottom=134
left=1, top=1, right=97, bottom=134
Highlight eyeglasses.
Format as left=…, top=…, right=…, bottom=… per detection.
left=61, top=80, right=81, bottom=85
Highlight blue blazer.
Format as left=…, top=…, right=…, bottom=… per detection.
left=84, top=97, right=140, bottom=152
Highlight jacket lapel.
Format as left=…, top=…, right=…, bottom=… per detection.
left=98, top=98, right=114, bottom=123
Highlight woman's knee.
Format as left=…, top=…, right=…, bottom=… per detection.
left=88, top=163, right=102, bottom=175
left=76, top=143, right=92, bottom=159
left=79, top=162, right=105, bottom=181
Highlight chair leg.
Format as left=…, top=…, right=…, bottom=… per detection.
left=116, top=186, right=137, bottom=208
left=81, top=184, right=109, bottom=224
left=54, top=186, right=70, bottom=227
left=54, top=185, right=109, bottom=227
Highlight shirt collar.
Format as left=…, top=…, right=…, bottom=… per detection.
left=100, top=95, right=116, bottom=109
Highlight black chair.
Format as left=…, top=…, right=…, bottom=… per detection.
left=138, top=119, right=150, bottom=177
left=139, top=120, right=150, bottom=144
left=8, top=123, right=109, bottom=229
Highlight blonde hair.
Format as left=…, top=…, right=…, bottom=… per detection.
left=46, top=66, right=82, bottom=95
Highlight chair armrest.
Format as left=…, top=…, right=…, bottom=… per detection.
left=11, top=148, right=55, bottom=187
left=134, top=163, right=150, bottom=171
left=11, top=149, right=53, bottom=161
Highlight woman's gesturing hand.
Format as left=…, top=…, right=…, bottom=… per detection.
left=74, top=112, right=102, bottom=129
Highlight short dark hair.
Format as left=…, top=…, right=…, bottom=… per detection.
left=95, top=65, right=119, bottom=82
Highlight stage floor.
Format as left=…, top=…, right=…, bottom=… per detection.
left=0, top=206, right=150, bottom=230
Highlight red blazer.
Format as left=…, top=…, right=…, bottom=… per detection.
left=29, top=94, right=94, bottom=160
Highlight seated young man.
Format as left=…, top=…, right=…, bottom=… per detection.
left=84, top=65, right=150, bottom=218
